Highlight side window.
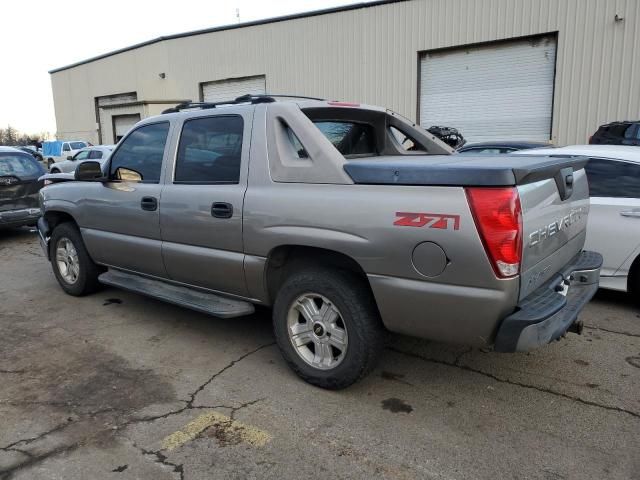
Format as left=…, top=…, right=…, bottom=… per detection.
left=88, top=150, right=103, bottom=159
left=62, top=143, right=70, bottom=152
left=585, top=159, right=640, bottom=198
left=74, top=150, right=90, bottom=160
left=175, top=116, right=243, bottom=184
left=286, top=127, right=309, bottom=159
left=109, top=122, right=169, bottom=183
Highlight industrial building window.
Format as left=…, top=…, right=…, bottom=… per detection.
left=109, top=122, right=169, bottom=183
left=175, top=115, right=243, bottom=184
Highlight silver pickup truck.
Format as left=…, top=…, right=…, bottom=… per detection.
left=37, top=95, right=602, bottom=389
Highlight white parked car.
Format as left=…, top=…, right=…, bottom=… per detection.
left=514, top=145, right=640, bottom=295
left=49, top=145, right=115, bottom=174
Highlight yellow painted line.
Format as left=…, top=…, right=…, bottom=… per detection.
left=161, top=411, right=271, bottom=451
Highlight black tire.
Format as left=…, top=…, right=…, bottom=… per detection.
left=628, top=258, right=640, bottom=306
left=50, top=168, right=60, bottom=173
left=273, top=267, right=385, bottom=389
left=47, top=159, right=54, bottom=169
left=50, top=222, right=102, bottom=296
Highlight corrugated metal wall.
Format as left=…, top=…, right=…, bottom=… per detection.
left=51, top=0, right=640, bottom=145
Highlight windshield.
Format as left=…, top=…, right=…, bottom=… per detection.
left=70, top=142, right=87, bottom=150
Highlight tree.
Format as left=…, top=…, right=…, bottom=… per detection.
left=0, top=125, right=45, bottom=146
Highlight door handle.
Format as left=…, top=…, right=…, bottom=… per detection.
left=141, top=196, right=158, bottom=211
left=620, top=210, right=640, bottom=218
left=211, top=202, right=233, bottom=219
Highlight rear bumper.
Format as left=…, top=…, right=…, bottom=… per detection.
left=0, top=208, right=40, bottom=228
left=494, top=250, right=602, bottom=352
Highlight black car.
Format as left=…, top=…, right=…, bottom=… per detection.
left=457, top=141, right=551, bottom=154
left=0, top=147, right=45, bottom=229
left=12, top=145, right=43, bottom=162
left=590, top=121, right=640, bottom=146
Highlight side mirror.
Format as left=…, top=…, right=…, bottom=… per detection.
left=75, top=161, right=105, bottom=181
left=67, top=156, right=74, bottom=160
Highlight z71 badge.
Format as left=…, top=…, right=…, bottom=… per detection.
left=394, top=212, right=460, bottom=230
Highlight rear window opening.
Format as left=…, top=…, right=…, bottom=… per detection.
left=300, top=106, right=449, bottom=160
left=313, top=121, right=376, bottom=158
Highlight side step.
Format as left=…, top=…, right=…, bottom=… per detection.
left=98, top=269, right=255, bottom=319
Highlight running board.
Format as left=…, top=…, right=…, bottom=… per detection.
left=98, top=269, right=255, bottom=318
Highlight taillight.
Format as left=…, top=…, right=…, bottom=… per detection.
left=465, top=187, right=522, bottom=278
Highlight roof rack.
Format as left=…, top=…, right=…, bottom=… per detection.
left=161, top=93, right=326, bottom=114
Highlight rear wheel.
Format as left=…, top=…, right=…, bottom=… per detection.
left=273, top=267, right=385, bottom=389
left=50, top=168, right=60, bottom=173
left=628, top=256, right=640, bottom=305
left=50, top=222, right=102, bottom=296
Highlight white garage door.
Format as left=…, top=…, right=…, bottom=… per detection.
left=113, top=114, right=141, bottom=142
left=420, top=36, right=557, bottom=143
left=201, top=75, right=266, bottom=103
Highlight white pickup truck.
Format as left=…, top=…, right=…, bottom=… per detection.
left=42, top=140, right=89, bottom=169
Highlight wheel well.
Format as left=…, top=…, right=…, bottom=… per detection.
left=628, top=254, right=640, bottom=294
left=265, top=245, right=371, bottom=303
left=44, top=211, right=77, bottom=232
left=50, top=168, right=60, bottom=173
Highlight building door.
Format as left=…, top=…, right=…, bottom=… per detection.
left=96, top=92, right=137, bottom=144
left=113, top=114, right=141, bottom=143
left=201, top=75, right=266, bottom=103
left=419, top=35, right=557, bottom=143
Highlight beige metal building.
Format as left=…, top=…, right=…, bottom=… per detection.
left=50, top=0, right=640, bottom=146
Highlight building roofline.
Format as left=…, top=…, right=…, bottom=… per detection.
left=49, top=0, right=409, bottom=74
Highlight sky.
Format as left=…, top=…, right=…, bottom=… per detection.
left=0, top=0, right=365, bottom=136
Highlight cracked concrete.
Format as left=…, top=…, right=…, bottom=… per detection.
left=1, top=229, right=639, bottom=479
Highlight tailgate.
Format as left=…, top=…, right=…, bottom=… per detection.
left=517, top=164, right=590, bottom=299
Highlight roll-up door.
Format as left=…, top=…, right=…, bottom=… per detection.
left=201, top=75, right=266, bottom=103
left=113, top=114, right=141, bottom=142
left=419, top=36, right=557, bottom=143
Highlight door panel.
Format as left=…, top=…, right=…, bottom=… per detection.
left=160, top=112, right=250, bottom=296
left=161, top=184, right=247, bottom=294
left=585, top=197, right=640, bottom=277
left=81, top=121, right=171, bottom=277
left=81, top=182, right=165, bottom=276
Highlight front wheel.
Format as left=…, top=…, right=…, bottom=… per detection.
left=273, top=267, right=385, bottom=389
left=50, top=222, right=102, bottom=296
